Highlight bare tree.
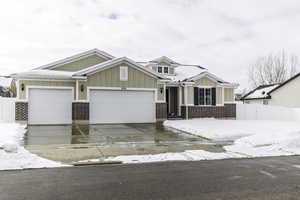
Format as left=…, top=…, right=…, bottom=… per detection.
left=248, top=50, right=299, bottom=88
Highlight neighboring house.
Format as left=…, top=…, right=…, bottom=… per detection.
left=241, top=84, right=280, bottom=105
left=242, top=72, right=300, bottom=108
left=0, top=77, right=13, bottom=97
left=11, top=49, right=238, bottom=125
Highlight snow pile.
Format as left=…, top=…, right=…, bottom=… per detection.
left=80, top=150, right=244, bottom=164
left=0, top=122, right=65, bottom=170
left=164, top=119, right=300, bottom=157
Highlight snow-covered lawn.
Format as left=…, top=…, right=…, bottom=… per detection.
left=90, top=119, right=300, bottom=164
left=164, top=119, right=300, bottom=157
left=0, top=122, right=66, bottom=170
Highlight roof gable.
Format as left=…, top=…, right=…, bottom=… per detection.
left=268, top=73, right=300, bottom=95
left=74, top=57, right=166, bottom=79
left=150, top=56, right=179, bottom=65
left=34, top=49, right=115, bottom=70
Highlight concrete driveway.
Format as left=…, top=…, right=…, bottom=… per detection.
left=24, top=123, right=226, bottom=163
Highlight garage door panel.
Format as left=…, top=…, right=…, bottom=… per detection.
left=90, top=90, right=155, bottom=124
left=28, top=89, right=72, bottom=125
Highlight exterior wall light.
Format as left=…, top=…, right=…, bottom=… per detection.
left=80, top=84, right=84, bottom=92
left=160, top=87, right=164, bottom=94
left=21, top=83, right=25, bottom=91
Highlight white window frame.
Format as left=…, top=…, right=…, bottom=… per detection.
left=157, top=66, right=163, bottom=73
left=163, top=66, right=169, bottom=74
left=120, top=66, right=128, bottom=81
left=157, top=65, right=170, bottom=75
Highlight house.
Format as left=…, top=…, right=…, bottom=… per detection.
left=0, top=77, right=13, bottom=97
left=241, top=84, right=280, bottom=105
left=11, top=49, right=238, bottom=125
left=242, top=72, right=300, bottom=108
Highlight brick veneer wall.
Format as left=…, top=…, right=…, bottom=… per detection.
left=15, top=102, right=28, bottom=120
left=72, top=102, right=89, bottom=120
left=181, top=104, right=236, bottom=119
left=156, top=103, right=167, bottom=120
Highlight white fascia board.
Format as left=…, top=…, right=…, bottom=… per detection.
left=220, top=83, right=239, bottom=88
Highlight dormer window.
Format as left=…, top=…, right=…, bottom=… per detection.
left=157, top=65, right=170, bottom=74
left=164, top=67, right=169, bottom=74
left=158, top=66, right=162, bottom=73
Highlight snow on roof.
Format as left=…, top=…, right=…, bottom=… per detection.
left=0, top=77, right=12, bottom=88
left=12, top=70, right=77, bottom=79
left=243, top=84, right=280, bottom=99
left=34, top=48, right=115, bottom=70
left=165, top=65, right=207, bottom=82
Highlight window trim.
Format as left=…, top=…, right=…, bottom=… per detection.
left=157, top=66, right=163, bottom=73
left=157, top=65, right=170, bottom=75
left=197, top=87, right=213, bottom=106
left=120, top=66, right=128, bottom=81
left=163, top=66, right=169, bottom=74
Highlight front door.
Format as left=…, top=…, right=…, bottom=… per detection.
left=167, top=87, right=178, bottom=117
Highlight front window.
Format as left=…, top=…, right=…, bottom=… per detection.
left=158, top=66, right=162, bottom=73
left=195, top=87, right=215, bottom=106
left=205, top=88, right=211, bottom=105
left=164, top=67, right=169, bottom=74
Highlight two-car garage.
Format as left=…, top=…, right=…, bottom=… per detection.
left=89, top=90, right=155, bottom=124
left=28, top=88, right=156, bottom=125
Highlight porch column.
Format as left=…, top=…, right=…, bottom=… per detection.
left=184, top=85, right=189, bottom=119
left=178, top=86, right=182, bottom=116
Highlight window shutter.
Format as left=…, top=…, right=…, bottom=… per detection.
left=199, top=88, right=205, bottom=105
left=212, top=88, right=216, bottom=106
left=194, top=87, right=199, bottom=105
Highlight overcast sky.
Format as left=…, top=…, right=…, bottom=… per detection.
left=1, top=0, right=300, bottom=90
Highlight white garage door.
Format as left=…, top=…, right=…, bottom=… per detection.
left=90, top=90, right=155, bottom=124
left=28, top=88, right=72, bottom=125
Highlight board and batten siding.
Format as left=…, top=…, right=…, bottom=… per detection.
left=224, top=88, right=234, bottom=102
left=54, top=55, right=108, bottom=72
left=195, top=77, right=217, bottom=87
left=78, top=64, right=160, bottom=101
left=18, top=80, right=76, bottom=100
left=216, top=87, right=222, bottom=105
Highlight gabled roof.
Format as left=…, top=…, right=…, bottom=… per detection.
left=34, top=49, right=115, bottom=70
left=268, top=72, right=300, bottom=95
left=150, top=56, right=179, bottom=65
left=241, top=83, right=280, bottom=100
left=74, top=57, right=167, bottom=79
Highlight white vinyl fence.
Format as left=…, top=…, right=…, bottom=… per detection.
left=0, top=97, right=16, bottom=122
left=236, top=103, right=300, bottom=121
